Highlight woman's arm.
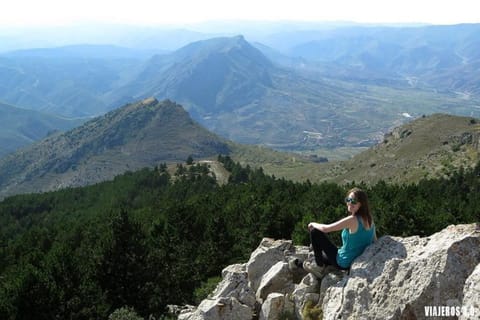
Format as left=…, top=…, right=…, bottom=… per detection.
left=309, top=215, right=356, bottom=233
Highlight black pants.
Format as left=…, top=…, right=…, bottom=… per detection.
left=310, top=228, right=349, bottom=270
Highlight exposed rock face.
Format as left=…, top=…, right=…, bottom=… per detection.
left=178, top=264, right=255, bottom=320
left=323, top=223, right=480, bottom=319
left=461, top=263, right=480, bottom=320
left=178, top=224, right=480, bottom=320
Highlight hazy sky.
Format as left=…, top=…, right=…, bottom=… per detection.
left=1, top=0, right=479, bottom=27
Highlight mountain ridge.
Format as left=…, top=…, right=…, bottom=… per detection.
left=334, top=113, right=480, bottom=184
left=0, top=101, right=84, bottom=157
left=114, top=35, right=480, bottom=150
left=0, top=103, right=478, bottom=199
left=1, top=30, right=480, bottom=155
left=256, top=113, right=480, bottom=185
left=279, top=24, right=480, bottom=95
left=0, top=98, right=231, bottom=199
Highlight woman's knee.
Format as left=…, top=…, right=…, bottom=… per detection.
left=310, top=228, right=327, bottom=240
left=310, top=228, right=325, bottom=236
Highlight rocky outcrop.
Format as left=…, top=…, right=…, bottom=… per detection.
left=178, top=224, right=480, bottom=320
left=323, top=223, right=480, bottom=319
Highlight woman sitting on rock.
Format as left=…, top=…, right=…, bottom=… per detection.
left=293, top=187, right=377, bottom=277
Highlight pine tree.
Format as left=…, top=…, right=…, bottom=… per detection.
left=98, top=208, right=150, bottom=316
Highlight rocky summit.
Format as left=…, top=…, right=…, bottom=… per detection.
left=177, top=224, right=480, bottom=320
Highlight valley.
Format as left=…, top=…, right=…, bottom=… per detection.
left=0, top=23, right=480, bottom=198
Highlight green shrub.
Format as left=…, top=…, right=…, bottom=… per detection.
left=108, top=307, right=143, bottom=320
left=302, top=300, right=323, bottom=320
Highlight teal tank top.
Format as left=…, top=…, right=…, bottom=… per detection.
left=336, top=216, right=375, bottom=268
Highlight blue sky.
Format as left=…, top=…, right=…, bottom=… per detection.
left=1, top=0, right=479, bottom=27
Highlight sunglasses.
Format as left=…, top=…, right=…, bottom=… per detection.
left=345, top=197, right=359, bottom=205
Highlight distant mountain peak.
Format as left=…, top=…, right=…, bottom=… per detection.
left=128, top=35, right=274, bottom=114
left=124, top=97, right=159, bottom=112
left=217, top=35, right=254, bottom=51
left=140, top=97, right=158, bottom=105
left=173, top=35, right=272, bottom=67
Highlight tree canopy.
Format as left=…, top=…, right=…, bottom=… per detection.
left=0, top=156, right=478, bottom=319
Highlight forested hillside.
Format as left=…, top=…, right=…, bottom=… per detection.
left=0, top=98, right=231, bottom=199
left=0, top=156, right=478, bottom=319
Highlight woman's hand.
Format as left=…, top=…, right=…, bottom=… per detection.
left=308, top=223, right=314, bottom=231
left=308, top=222, right=325, bottom=232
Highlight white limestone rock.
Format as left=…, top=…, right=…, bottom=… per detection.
left=460, top=262, right=480, bottom=320
left=180, top=224, right=479, bottom=320
left=178, top=263, right=255, bottom=320
left=178, top=297, right=252, bottom=320
left=246, top=238, right=295, bottom=292
left=322, top=224, right=480, bottom=320
left=256, top=261, right=295, bottom=301
left=259, top=292, right=286, bottom=320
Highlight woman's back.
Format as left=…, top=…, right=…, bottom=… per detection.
left=337, top=216, right=375, bottom=268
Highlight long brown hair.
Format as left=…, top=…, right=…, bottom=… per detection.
left=347, top=187, right=373, bottom=227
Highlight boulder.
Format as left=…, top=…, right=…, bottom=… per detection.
left=246, top=238, right=295, bottom=292
left=292, top=273, right=320, bottom=319
left=211, top=264, right=256, bottom=308
left=178, top=297, right=252, bottom=320
left=460, top=263, right=480, bottom=320
left=259, top=292, right=286, bottom=320
left=178, top=264, right=255, bottom=320
left=256, top=261, right=295, bottom=301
